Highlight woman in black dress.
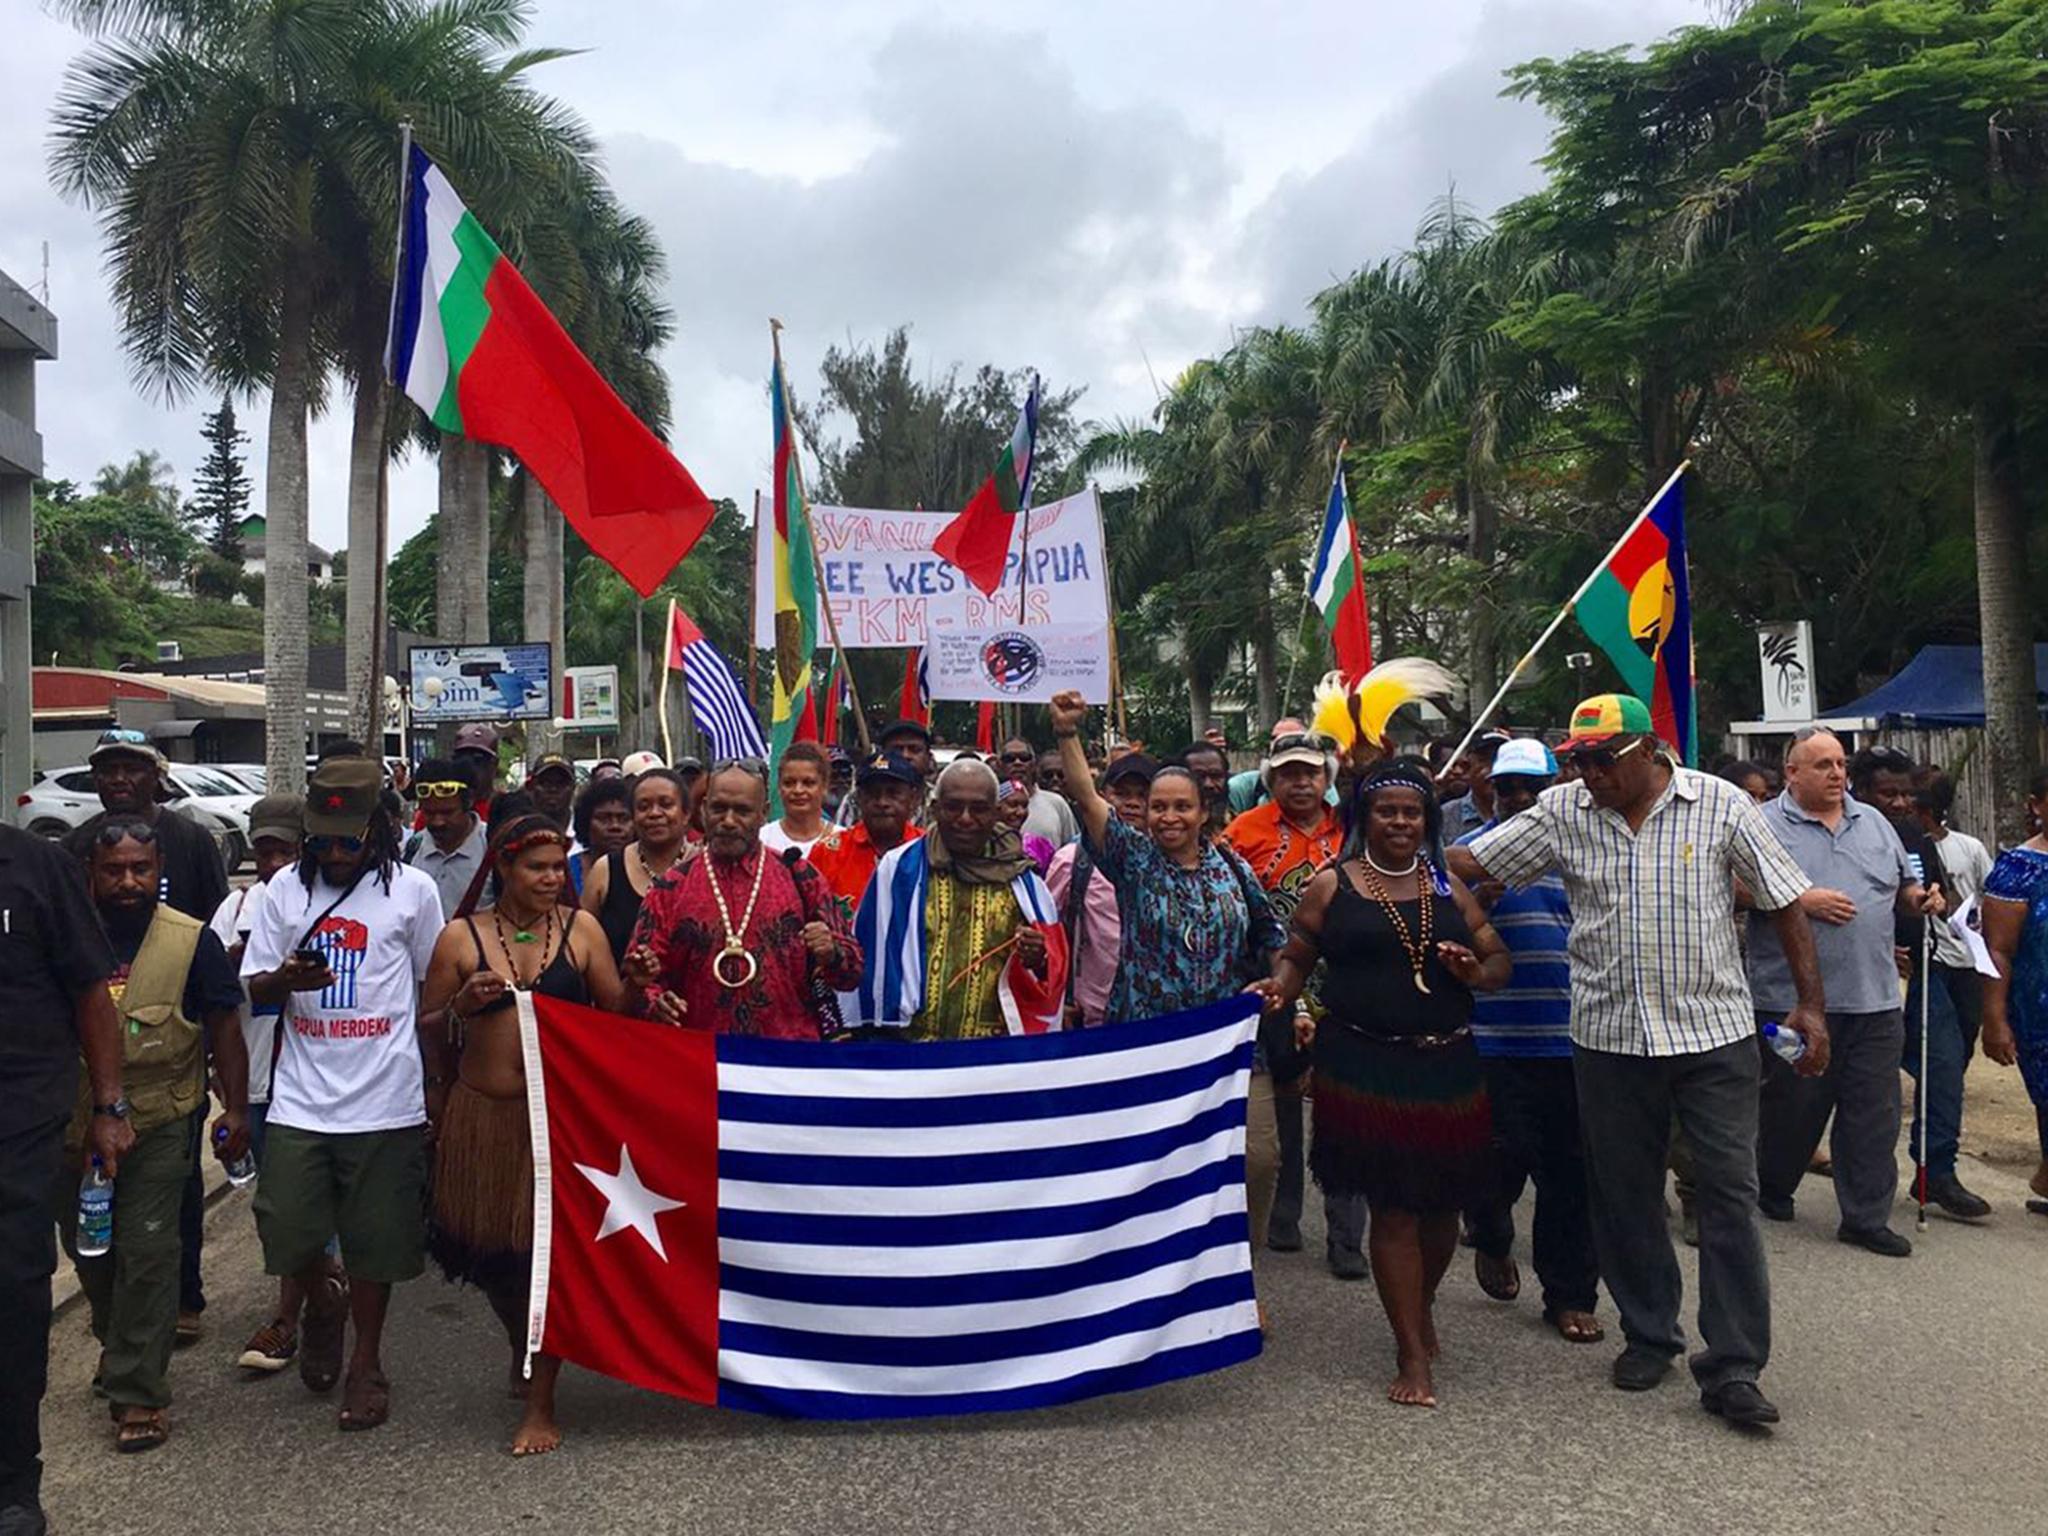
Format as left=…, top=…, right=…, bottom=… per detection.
left=1260, top=758, right=1510, bottom=1408
left=579, top=768, right=696, bottom=966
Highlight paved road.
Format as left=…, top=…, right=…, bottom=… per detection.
left=39, top=1146, right=2048, bottom=1536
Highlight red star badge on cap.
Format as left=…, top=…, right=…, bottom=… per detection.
left=324, top=792, right=345, bottom=811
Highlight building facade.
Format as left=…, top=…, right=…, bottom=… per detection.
left=0, top=269, right=57, bottom=806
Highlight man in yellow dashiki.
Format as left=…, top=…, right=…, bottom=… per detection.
left=850, top=759, right=1068, bottom=1040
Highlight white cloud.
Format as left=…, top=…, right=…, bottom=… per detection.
left=0, top=0, right=1705, bottom=566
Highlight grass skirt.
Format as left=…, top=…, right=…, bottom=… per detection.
left=429, top=1080, right=533, bottom=1296
left=1310, top=1023, right=1491, bottom=1213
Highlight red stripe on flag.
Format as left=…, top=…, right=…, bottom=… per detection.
left=898, top=648, right=928, bottom=728
left=1603, top=517, right=1669, bottom=592
left=932, top=478, right=1017, bottom=596
left=461, top=262, right=715, bottom=598
left=531, top=995, right=719, bottom=1404
left=976, top=700, right=997, bottom=755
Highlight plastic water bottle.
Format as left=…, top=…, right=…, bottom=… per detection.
left=1761, top=1021, right=1806, bottom=1066
left=213, top=1124, right=257, bottom=1189
left=77, top=1157, right=114, bottom=1257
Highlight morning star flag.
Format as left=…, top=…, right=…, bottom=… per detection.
left=933, top=375, right=1041, bottom=595
left=1308, top=458, right=1374, bottom=685
left=666, top=604, right=769, bottom=761
left=386, top=145, right=714, bottom=597
left=1571, top=469, right=1698, bottom=765
left=517, top=992, right=1263, bottom=1419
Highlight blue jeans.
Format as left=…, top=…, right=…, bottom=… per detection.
left=1904, top=965, right=1978, bottom=1180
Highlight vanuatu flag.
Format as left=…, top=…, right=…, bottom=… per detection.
left=386, top=145, right=713, bottom=597
left=1571, top=471, right=1697, bottom=765
left=767, top=330, right=819, bottom=783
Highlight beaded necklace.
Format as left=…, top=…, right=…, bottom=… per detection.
left=1354, top=855, right=1434, bottom=994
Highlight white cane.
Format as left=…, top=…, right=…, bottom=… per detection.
left=1916, top=921, right=1933, bottom=1234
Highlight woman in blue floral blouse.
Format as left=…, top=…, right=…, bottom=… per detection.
left=1981, top=766, right=2048, bottom=1215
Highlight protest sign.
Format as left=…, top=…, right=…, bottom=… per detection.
left=924, top=621, right=1112, bottom=706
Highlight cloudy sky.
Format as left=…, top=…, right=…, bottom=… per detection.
left=0, top=0, right=1705, bottom=555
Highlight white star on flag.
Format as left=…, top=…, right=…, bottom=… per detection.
left=573, top=1143, right=686, bottom=1261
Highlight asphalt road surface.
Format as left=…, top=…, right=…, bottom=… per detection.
left=39, top=1146, right=2048, bottom=1536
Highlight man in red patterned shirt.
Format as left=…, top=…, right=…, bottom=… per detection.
left=632, top=762, right=862, bottom=1040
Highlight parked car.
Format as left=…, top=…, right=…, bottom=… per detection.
left=215, top=763, right=268, bottom=794
left=17, top=763, right=256, bottom=870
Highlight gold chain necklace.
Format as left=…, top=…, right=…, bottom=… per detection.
left=705, top=850, right=768, bottom=989
left=1355, top=856, right=1434, bottom=994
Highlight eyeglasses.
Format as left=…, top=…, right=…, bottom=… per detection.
left=1565, top=738, right=1645, bottom=771
left=997, top=748, right=1037, bottom=763
left=305, top=834, right=365, bottom=855
left=91, top=820, right=157, bottom=846
left=413, top=780, right=469, bottom=801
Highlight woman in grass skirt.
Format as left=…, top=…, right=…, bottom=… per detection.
left=1259, top=758, right=1510, bottom=1408
left=420, top=815, right=630, bottom=1455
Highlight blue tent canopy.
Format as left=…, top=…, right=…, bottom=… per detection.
left=1822, top=644, right=2048, bottom=728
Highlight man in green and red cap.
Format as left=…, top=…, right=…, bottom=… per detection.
left=1449, top=693, right=1826, bottom=1430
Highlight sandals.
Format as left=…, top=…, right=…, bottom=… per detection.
left=299, top=1271, right=349, bottom=1395
left=1548, top=1309, right=1606, bottom=1344
left=339, top=1369, right=391, bottom=1432
left=113, top=1406, right=169, bottom=1454
left=1474, top=1250, right=1521, bottom=1302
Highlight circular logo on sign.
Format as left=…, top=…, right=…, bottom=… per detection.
left=980, top=631, right=1045, bottom=695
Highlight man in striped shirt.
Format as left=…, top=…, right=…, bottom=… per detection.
left=1454, top=740, right=1601, bottom=1345
left=1450, top=694, right=1824, bottom=1430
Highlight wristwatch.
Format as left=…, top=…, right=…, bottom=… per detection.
left=92, top=1097, right=131, bottom=1120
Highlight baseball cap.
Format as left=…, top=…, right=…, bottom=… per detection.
left=1561, top=694, right=1654, bottom=753
left=1267, top=731, right=1335, bottom=772
left=248, top=793, right=305, bottom=845
left=878, top=718, right=933, bottom=746
left=673, top=754, right=706, bottom=777
left=1491, top=738, right=1559, bottom=780
left=1102, top=752, right=1160, bottom=787
left=528, top=752, right=575, bottom=782
left=89, top=728, right=165, bottom=769
left=856, top=752, right=923, bottom=789
left=452, top=722, right=499, bottom=755
left=303, top=758, right=382, bottom=837
left=620, top=749, right=664, bottom=776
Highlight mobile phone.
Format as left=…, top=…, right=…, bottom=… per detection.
left=292, top=946, right=325, bottom=967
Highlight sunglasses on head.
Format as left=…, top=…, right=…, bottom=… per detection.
left=414, top=780, right=469, bottom=800
left=91, top=820, right=158, bottom=847
left=1566, top=738, right=1645, bottom=771
left=1269, top=732, right=1335, bottom=755
left=306, top=834, right=365, bottom=855
left=713, top=756, right=770, bottom=779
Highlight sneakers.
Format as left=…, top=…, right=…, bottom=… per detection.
left=238, top=1319, right=299, bottom=1373
left=174, top=1310, right=204, bottom=1347
left=1265, top=1218, right=1303, bottom=1253
left=1924, top=1176, right=1992, bottom=1221
left=1702, top=1379, right=1781, bottom=1426
left=1838, top=1224, right=1912, bottom=1257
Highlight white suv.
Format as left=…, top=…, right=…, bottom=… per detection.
left=17, top=763, right=255, bottom=869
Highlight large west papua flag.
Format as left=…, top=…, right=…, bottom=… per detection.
left=514, top=992, right=1262, bottom=1418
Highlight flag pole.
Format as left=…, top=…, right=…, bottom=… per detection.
left=772, top=323, right=873, bottom=757
left=1916, top=921, right=1932, bottom=1233
left=1434, top=458, right=1691, bottom=780
left=656, top=598, right=677, bottom=766
left=747, top=489, right=763, bottom=718
left=633, top=599, right=646, bottom=750
left=1015, top=374, right=1039, bottom=629
left=1282, top=439, right=1349, bottom=714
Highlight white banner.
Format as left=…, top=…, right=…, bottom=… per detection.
left=753, top=490, right=1110, bottom=650
left=924, top=622, right=1112, bottom=706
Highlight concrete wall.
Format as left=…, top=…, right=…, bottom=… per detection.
left=0, top=269, right=57, bottom=808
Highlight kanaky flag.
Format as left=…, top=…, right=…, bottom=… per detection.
left=517, top=992, right=1261, bottom=1419
left=1571, top=471, right=1697, bottom=765
left=387, top=146, right=714, bottom=597
left=932, top=376, right=1040, bottom=595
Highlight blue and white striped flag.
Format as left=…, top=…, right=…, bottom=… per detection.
left=518, top=992, right=1264, bottom=1419
left=667, top=602, right=768, bottom=760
